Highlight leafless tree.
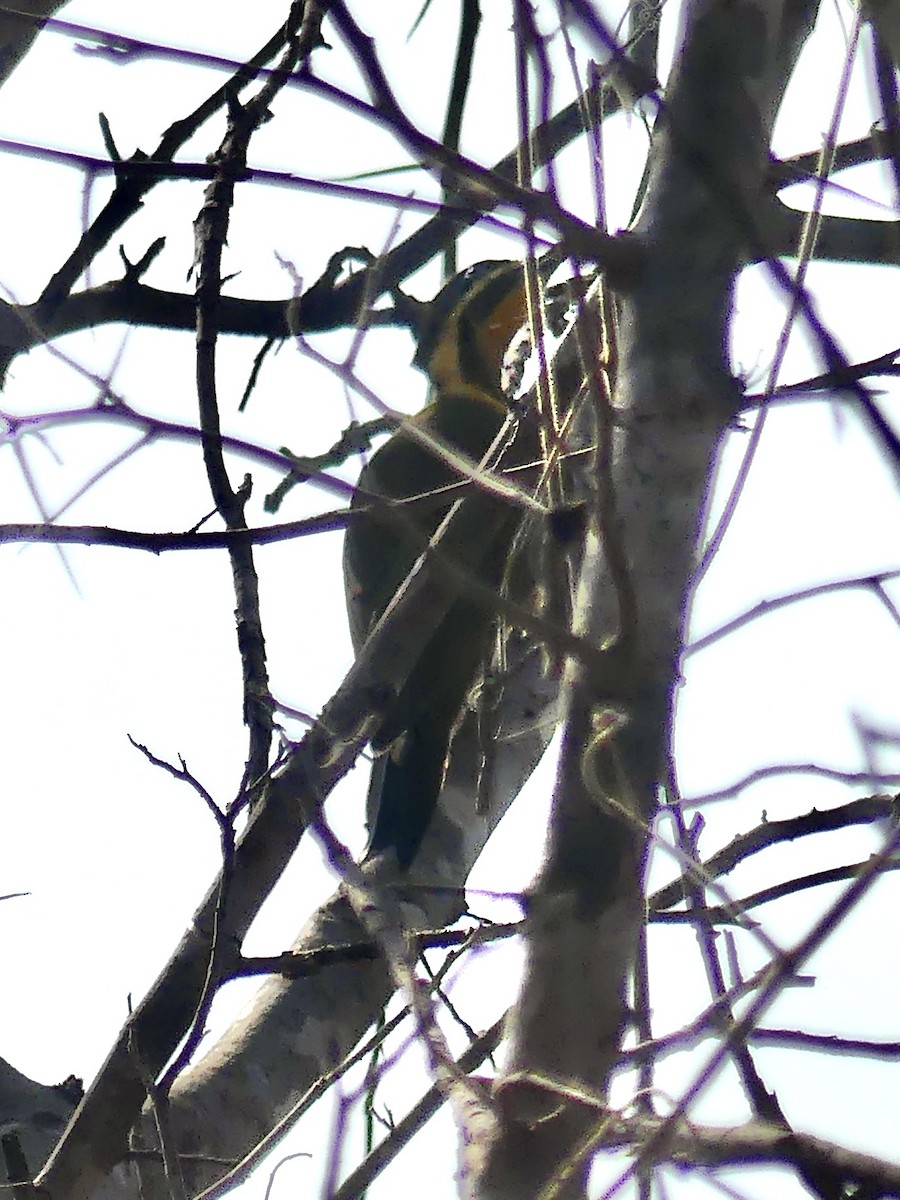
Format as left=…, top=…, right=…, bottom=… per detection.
left=2, top=3, right=900, bottom=1200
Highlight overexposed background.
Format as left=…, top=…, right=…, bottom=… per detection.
left=1, top=2, right=899, bottom=1196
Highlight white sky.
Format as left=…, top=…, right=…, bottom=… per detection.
left=1, top=2, right=899, bottom=1198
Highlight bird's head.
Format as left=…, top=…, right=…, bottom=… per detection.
left=412, top=260, right=527, bottom=408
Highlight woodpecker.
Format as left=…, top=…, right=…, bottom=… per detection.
left=343, top=260, right=537, bottom=868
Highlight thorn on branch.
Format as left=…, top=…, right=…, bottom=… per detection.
left=98, top=112, right=120, bottom=162
left=118, top=238, right=166, bottom=282
left=238, top=337, right=276, bottom=412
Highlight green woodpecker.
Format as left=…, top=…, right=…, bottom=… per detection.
left=343, top=260, right=537, bottom=867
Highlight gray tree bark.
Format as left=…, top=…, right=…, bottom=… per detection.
left=4, top=4, right=898, bottom=1200
left=474, top=2, right=819, bottom=1197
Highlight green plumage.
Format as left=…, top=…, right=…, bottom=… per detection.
left=343, top=263, right=535, bottom=867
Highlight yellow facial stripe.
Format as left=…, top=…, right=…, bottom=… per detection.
left=425, top=268, right=527, bottom=408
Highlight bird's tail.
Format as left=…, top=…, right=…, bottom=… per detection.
left=364, top=721, right=453, bottom=868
